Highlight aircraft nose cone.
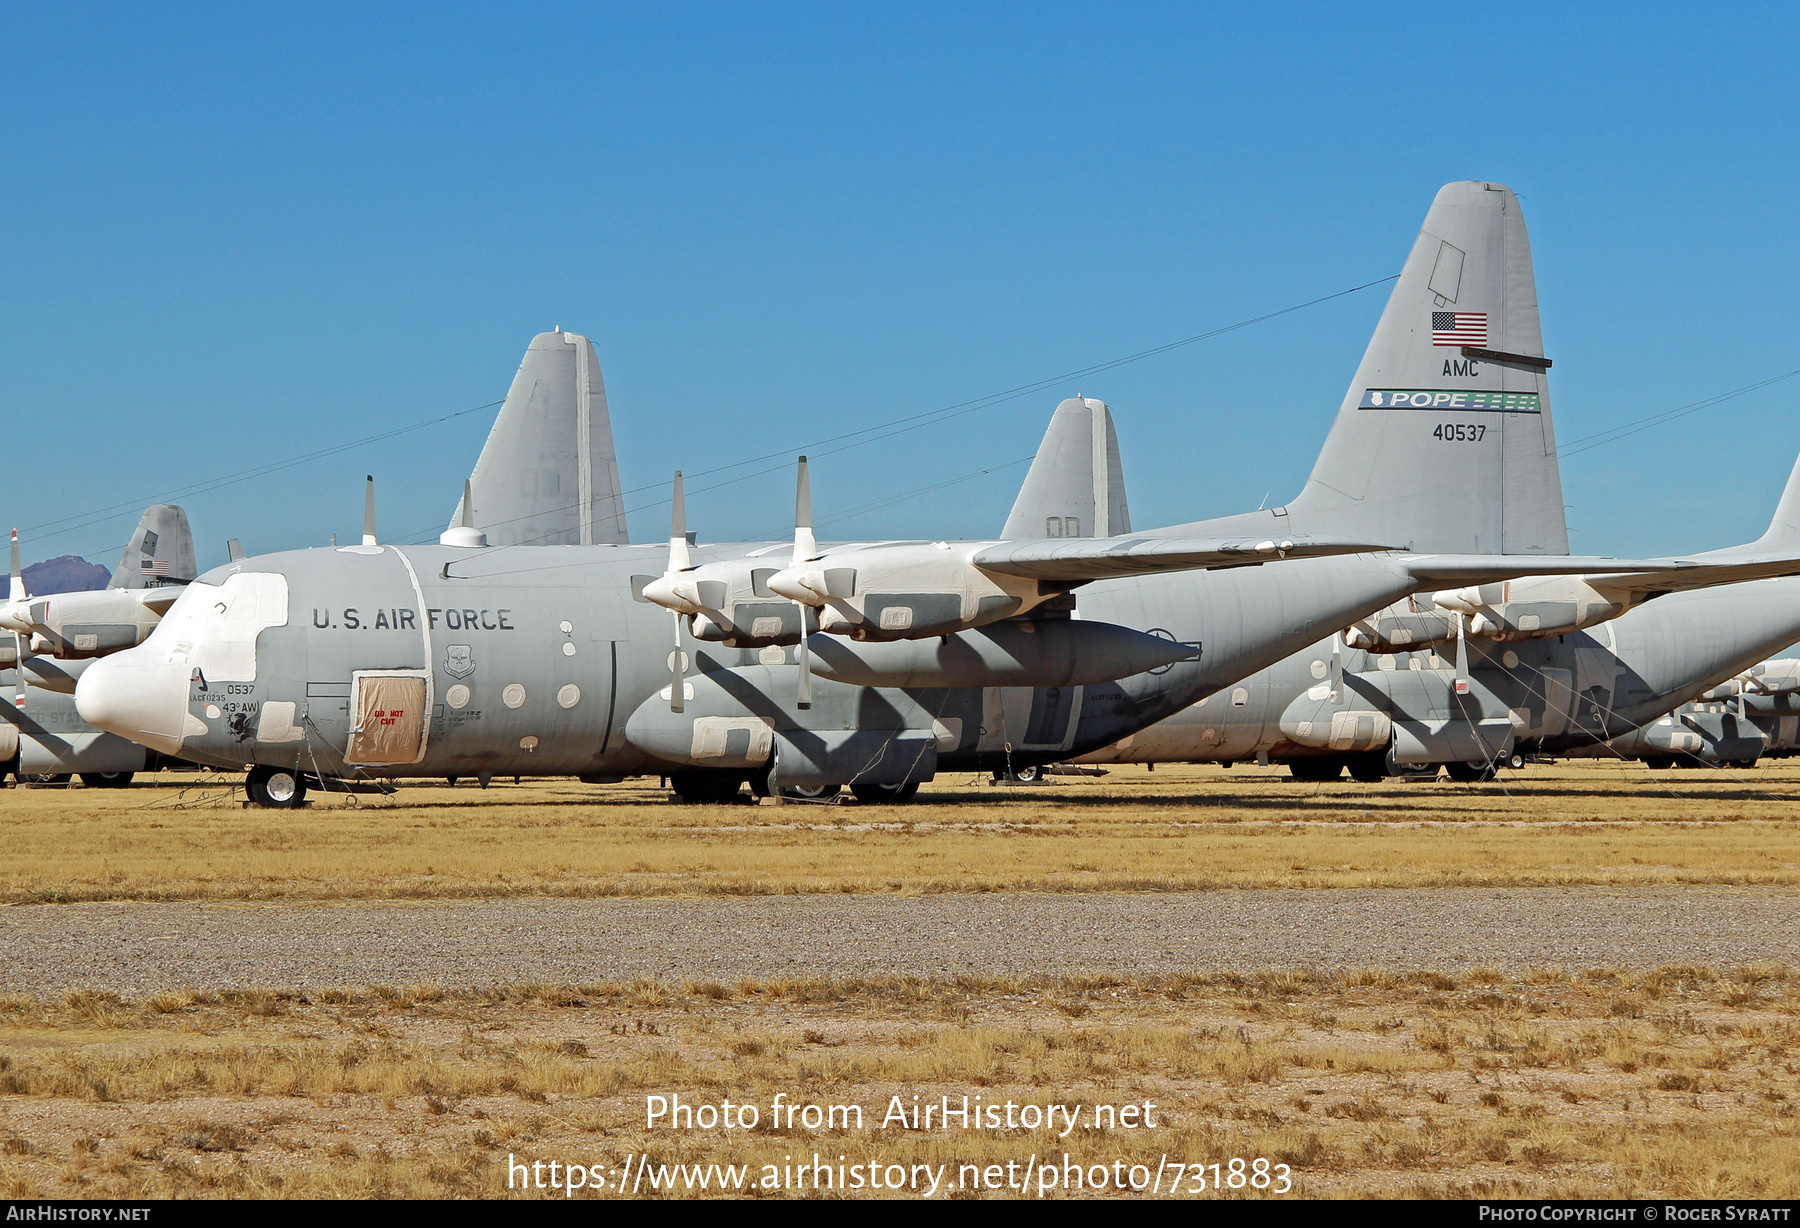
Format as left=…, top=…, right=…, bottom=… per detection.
left=75, top=656, right=197, bottom=755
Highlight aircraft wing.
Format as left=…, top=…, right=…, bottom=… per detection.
left=971, top=535, right=1394, bottom=582
left=1404, top=555, right=1695, bottom=585
left=1578, top=550, right=1800, bottom=594
left=136, top=589, right=184, bottom=614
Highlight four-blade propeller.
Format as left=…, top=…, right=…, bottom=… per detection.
left=638, top=472, right=693, bottom=712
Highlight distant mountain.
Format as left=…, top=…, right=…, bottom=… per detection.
left=23, top=555, right=110, bottom=594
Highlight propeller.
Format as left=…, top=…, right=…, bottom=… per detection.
left=9, top=530, right=26, bottom=711
left=1453, top=612, right=1471, bottom=696
left=793, top=457, right=815, bottom=710
left=1329, top=631, right=1343, bottom=702
left=362, top=475, right=378, bottom=546
left=638, top=472, right=692, bottom=712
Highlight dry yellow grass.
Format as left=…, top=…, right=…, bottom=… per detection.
left=1, top=760, right=1798, bottom=903
left=0, top=967, right=1796, bottom=1198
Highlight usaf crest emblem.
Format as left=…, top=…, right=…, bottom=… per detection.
left=445, top=644, right=475, bottom=679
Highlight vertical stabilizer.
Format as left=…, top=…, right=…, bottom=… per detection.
left=1001, top=397, right=1132, bottom=539
left=1749, top=452, right=1800, bottom=549
left=1180, top=182, right=1566, bottom=555
left=452, top=330, right=628, bottom=546
left=1289, top=181, right=1564, bottom=553
left=109, top=505, right=197, bottom=589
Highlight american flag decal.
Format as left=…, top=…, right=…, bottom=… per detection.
left=142, top=559, right=169, bottom=576
left=1432, top=311, right=1487, bottom=346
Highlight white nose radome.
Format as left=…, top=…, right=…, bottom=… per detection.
left=75, top=656, right=203, bottom=756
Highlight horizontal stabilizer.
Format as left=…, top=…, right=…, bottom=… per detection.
left=973, top=535, right=1394, bottom=582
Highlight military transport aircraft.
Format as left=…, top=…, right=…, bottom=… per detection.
left=1073, top=477, right=1800, bottom=781
left=1567, top=658, right=1800, bottom=768
left=1, top=506, right=197, bottom=784
left=76, top=181, right=1777, bottom=806
left=1062, top=185, right=1800, bottom=782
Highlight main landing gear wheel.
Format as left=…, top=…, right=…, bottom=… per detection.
left=850, top=780, right=921, bottom=804
left=79, top=772, right=134, bottom=788
left=1287, top=757, right=1345, bottom=782
left=1345, top=751, right=1388, bottom=783
left=749, top=770, right=839, bottom=801
left=16, top=772, right=71, bottom=786
left=668, top=771, right=744, bottom=804
left=1444, top=760, right=1498, bottom=783
left=246, top=765, right=307, bottom=809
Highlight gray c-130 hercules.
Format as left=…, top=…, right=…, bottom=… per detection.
left=1, top=505, right=199, bottom=784
left=72, top=182, right=1779, bottom=807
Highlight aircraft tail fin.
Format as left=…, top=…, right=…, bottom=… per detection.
left=1001, top=396, right=1131, bottom=539
left=1750, top=452, right=1800, bottom=548
left=1177, top=182, right=1567, bottom=556
left=109, top=505, right=196, bottom=589
left=453, top=329, right=628, bottom=547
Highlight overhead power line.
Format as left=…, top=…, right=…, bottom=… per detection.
left=1557, top=369, right=1800, bottom=459
left=16, top=400, right=503, bottom=549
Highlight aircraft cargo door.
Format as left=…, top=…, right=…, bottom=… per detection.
left=980, top=686, right=1083, bottom=754
left=1521, top=667, right=1573, bottom=739
left=347, top=671, right=429, bottom=765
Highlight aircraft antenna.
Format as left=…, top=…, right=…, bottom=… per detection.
left=362, top=476, right=378, bottom=546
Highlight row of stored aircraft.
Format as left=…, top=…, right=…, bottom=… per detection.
left=13, top=181, right=1800, bottom=804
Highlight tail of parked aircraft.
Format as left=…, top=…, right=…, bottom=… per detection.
left=109, top=505, right=196, bottom=589
left=1184, top=181, right=1567, bottom=556
left=1002, top=396, right=1131, bottom=539
left=1745, top=452, right=1800, bottom=550
left=451, top=329, right=628, bottom=547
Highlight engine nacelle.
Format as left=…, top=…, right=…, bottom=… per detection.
left=765, top=541, right=1044, bottom=641
left=1432, top=577, right=1639, bottom=641
left=1343, top=597, right=1456, bottom=653
left=0, top=589, right=165, bottom=659
left=688, top=601, right=815, bottom=647
left=640, top=545, right=1049, bottom=646
left=634, top=565, right=815, bottom=649
left=1742, top=659, right=1800, bottom=695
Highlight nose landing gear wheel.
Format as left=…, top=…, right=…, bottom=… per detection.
left=246, top=766, right=307, bottom=808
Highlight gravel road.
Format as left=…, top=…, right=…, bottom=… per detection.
left=2, top=888, right=1795, bottom=996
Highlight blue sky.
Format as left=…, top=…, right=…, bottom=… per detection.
left=4, top=2, right=1797, bottom=570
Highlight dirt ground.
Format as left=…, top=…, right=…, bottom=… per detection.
left=2, top=759, right=1798, bottom=903
left=0, top=969, right=1795, bottom=1199
left=2, top=760, right=1797, bottom=1199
